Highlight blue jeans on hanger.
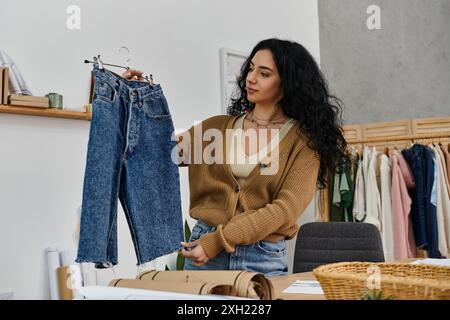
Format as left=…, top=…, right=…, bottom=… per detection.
left=402, top=144, right=441, bottom=258
left=76, top=65, right=184, bottom=268
left=183, top=220, right=289, bottom=277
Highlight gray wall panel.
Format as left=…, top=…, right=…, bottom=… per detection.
left=318, top=0, right=450, bottom=124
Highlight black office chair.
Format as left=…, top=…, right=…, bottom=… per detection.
left=293, top=222, right=385, bottom=273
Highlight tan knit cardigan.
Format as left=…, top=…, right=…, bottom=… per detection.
left=176, top=115, right=320, bottom=259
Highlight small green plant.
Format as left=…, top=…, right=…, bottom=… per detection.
left=362, top=289, right=393, bottom=300
left=166, top=220, right=191, bottom=271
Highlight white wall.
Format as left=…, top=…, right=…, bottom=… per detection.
left=0, top=0, right=320, bottom=299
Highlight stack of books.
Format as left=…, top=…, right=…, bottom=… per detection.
left=8, top=94, right=49, bottom=108
left=1, top=67, right=49, bottom=108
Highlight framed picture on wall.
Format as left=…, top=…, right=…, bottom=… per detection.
left=219, top=47, right=248, bottom=114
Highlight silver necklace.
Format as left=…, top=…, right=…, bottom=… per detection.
left=247, top=111, right=289, bottom=129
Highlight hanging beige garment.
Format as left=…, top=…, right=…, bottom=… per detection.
left=441, top=145, right=450, bottom=189
left=364, top=147, right=381, bottom=230
left=437, top=145, right=450, bottom=199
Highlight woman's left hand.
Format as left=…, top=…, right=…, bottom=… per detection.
left=181, top=240, right=209, bottom=266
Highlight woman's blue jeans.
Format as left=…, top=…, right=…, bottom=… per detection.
left=184, top=220, right=289, bottom=277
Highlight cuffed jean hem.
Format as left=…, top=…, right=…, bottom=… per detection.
left=75, top=258, right=118, bottom=269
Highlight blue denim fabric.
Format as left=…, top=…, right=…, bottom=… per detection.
left=183, top=220, right=289, bottom=277
left=402, top=146, right=427, bottom=248
left=76, top=65, right=184, bottom=268
left=423, top=146, right=440, bottom=258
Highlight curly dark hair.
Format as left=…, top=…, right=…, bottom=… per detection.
left=227, top=38, right=348, bottom=188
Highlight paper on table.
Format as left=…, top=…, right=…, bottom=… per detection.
left=78, top=286, right=254, bottom=300
left=411, top=258, right=450, bottom=267
left=282, top=280, right=324, bottom=295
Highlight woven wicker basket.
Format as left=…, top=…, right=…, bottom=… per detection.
left=312, top=262, right=450, bottom=300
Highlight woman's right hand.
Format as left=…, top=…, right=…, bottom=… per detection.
left=122, top=69, right=145, bottom=81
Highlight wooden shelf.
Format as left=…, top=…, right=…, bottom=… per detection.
left=0, top=104, right=92, bottom=121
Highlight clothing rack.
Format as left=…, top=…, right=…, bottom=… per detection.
left=316, top=116, right=450, bottom=222
left=344, top=117, right=450, bottom=150
left=348, top=132, right=450, bottom=145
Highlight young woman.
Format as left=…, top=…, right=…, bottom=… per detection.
left=123, top=38, right=347, bottom=277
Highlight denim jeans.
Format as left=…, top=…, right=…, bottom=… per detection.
left=76, top=65, right=184, bottom=268
left=402, top=145, right=441, bottom=258
left=183, top=220, right=289, bottom=277
left=402, top=146, right=427, bottom=248
left=423, top=146, right=440, bottom=258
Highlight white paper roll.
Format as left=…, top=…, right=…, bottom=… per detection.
left=78, top=286, right=251, bottom=300
left=46, top=246, right=60, bottom=300
left=80, top=262, right=97, bottom=286
left=60, top=249, right=75, bottom=267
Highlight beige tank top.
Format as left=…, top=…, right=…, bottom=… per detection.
left=229, top=113, right=296, bottom=185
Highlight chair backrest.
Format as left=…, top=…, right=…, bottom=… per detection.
left=293, top=222, right=385, bottom=273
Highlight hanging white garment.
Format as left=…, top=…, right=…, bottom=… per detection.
left=0, top=49, right=33, bottom=95
left=380, top=154, right=394, bottom=261
left=362, top=146, right=371, bottom=186
left=430, top=145, right=450, bottom=258
left=364, top=147, right=381, bottom=230
left=352, top=159, right=366, bottom=222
